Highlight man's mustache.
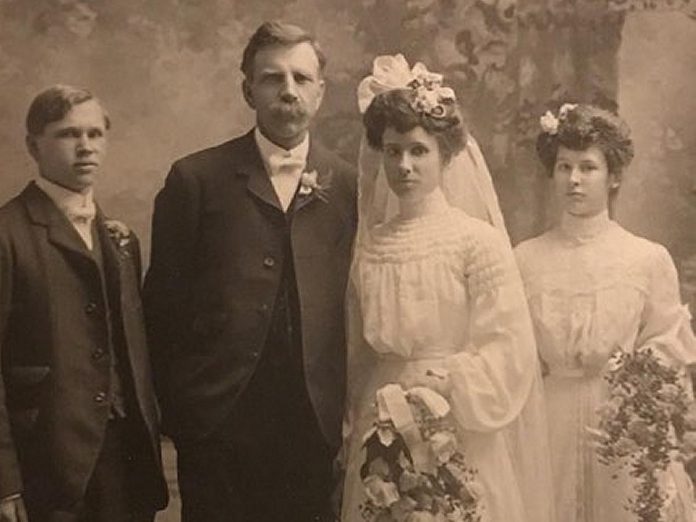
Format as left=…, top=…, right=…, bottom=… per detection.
left=269, top=103, right=306, bottom=119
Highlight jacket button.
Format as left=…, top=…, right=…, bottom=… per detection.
left=85, top=302, right=98, bottom=314
left=92, top=349, right=106, bottom=360
left=263, top=256, right=275, bottom=268
left=94, top=391, right=107, bottom=403
left=259, top=304, right=270, bottom=314
left=250, top=351, right=260, bottom=359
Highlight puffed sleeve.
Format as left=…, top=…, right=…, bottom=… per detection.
left=447, top=225, right=539, bottom=432
left=636, top=244, right=696, bottom=367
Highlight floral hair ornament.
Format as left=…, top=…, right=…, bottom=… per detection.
left=357, top=54, right=456, bottom=118
left=539, top=103, right=578, bottom=135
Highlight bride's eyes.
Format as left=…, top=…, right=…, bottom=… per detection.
left=384, top=145, right=401, bottom=158
left=411, top=144, right=429, bottom=156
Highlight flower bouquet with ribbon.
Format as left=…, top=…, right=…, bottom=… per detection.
left=591, top=346, right=690, bottom=522
left=358, top=383, right=482, bottom=522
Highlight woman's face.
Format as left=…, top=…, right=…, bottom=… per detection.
left=553, top=145, right=616, bottom=217
left=382, top=126, right=443, bottom=202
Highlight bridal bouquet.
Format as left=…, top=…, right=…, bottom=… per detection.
left=592, top=346, right=690, bottom=522
left=359, top=383, right=482, bottom=522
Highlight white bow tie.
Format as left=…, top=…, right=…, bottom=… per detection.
left=65, top=202, right=96, bottom=224
left=267, top=154, right=305, bottom=175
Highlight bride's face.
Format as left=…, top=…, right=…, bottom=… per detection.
left=382, top=126, right=443, bottom=202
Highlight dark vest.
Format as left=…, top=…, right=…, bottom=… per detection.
left=91, top=226, right=131, bottom=418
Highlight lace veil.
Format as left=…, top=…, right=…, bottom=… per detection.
left=354, top=54, right=509, bottom=246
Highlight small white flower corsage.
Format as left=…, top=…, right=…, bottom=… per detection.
left=104, top=219, right=132, bottom=250
left=298, top=169, right=330, bottom=202
left=540, top=103, right=578, bottom=135
left=539, top=110, right=559, bottom=135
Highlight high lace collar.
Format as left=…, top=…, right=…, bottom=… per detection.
left=559, top=210, right=612, bottom=244
left=397, top=187, right=450, bottom=221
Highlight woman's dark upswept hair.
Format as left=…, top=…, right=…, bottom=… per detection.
left=363, top=88, right=467, bottom=164
left=536, top=104, right=634, bottom=177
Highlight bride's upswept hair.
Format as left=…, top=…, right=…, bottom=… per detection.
left=536, top=104, right=634, bottom=178
left=363, top=88, right=467, bottom=164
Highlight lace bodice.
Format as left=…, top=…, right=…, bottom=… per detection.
left=515, top=211, right=696, bottom=376
left=353, top=190, right=512, bottom=359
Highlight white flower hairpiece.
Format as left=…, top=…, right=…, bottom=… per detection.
left=539, top=103, right=578, bottom=135
left=357, top=54, right=456, bottom=118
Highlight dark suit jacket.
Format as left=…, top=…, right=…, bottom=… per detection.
left=0, top=182, right=167, bottom=511
left=144, top=130, right=356, bottom=448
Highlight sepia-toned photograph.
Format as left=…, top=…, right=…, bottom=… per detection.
left=0, top=1, right=695, bottom=521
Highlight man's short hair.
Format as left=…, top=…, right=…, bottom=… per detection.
left=26, top=84, right=110, bottom=136
left=240, top=21, right=326, bottom=79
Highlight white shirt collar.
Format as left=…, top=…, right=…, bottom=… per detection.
left=254, top=127, right=310, bottom=175
left=35, top=177, right=95, bottom=220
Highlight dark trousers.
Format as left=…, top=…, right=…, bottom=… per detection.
left=176, top=348, right=335, bottom=522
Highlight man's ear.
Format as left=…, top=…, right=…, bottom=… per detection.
left=25, top=134, right=39, bottom=161
left=316, top=77, right=326, bottom=109
left=242, top=79, right=255, bottom=110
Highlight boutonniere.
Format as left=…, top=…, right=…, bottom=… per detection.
left=104, top=219, right=132, bottom=252
left=298, top=169, right=332, bottom=202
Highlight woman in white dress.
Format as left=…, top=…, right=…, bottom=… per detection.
left=515, top=103, right=696, bottom=522
left=340, top=55, right=554, bottom=522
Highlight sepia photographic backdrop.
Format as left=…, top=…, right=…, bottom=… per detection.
left=1, top=1, right=696, bottom=520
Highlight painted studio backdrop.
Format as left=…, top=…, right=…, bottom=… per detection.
left=0, top=0, right=695, bottom=305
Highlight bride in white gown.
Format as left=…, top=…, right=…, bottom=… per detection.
left=340, top=55, right=554, bottom=522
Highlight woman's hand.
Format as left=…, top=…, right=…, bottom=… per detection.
left=0, top=496, right=27, bottom=522
left=402, top=369, right=452, bottom=396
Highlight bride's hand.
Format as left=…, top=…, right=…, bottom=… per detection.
left=402, top=369, right=452, bottom=396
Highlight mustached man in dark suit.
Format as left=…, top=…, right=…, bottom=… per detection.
left=144, top=20, right=357, bottom=522
left=0, top=85, right=168, bottom=522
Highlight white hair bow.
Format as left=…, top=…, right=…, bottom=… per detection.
left=357, top=54, right=456, bottom=116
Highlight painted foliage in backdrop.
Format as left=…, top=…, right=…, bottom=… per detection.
left=0, top=0, right=695, bottom=306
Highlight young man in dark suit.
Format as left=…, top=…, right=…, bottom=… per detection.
left=0, top=85, right=168, bottom=522
left=144, top=20, right=356, bottom=522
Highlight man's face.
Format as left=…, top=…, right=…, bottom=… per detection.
left=27, top=99, right=107, bottom=193
left=243, top=42, right=325, bottom=150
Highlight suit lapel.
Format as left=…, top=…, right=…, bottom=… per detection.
left=95, top=213, right=123, bottom=302
left=22, top=182, right=94, bottom=260
left=293, top=139, right=326, bottom=214
left=236, top=131, right=283, bottom=211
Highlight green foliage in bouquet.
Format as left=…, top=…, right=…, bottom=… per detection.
left=594, top=346, right=689, bottom=522
left=359, top=390, right=481, bottom=522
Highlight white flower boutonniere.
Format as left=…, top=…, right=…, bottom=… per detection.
left=298, top=169, right=331, bottom=202
left=104, top=219, right=132, bottom=251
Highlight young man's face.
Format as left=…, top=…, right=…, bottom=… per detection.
left=27, top=99, right=108, bottom=193
left=243, top=42, right=325, bottom=150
